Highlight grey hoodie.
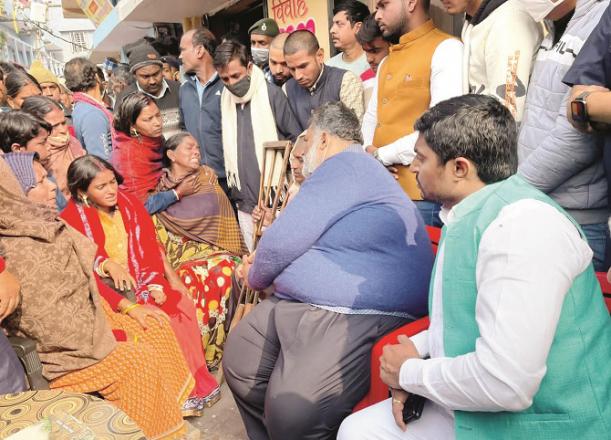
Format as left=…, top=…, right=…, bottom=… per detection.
left=518, top=0, right=609, bottom=225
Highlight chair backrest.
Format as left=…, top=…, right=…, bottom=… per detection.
left=595, top=272, right=611, bottom=313
left=425, top=226, right=441, bottom=254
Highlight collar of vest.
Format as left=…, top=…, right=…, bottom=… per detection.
left=448, top=176, right=523, bottom=222
left=393, top=20, right=436, bottom=50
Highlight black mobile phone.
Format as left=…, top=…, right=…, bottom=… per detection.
left=402, top=394, right=426, bottom=424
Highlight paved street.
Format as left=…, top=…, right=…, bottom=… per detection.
left=190, top=382, right=247, bottom=440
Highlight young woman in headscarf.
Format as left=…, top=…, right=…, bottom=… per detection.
left=0, top=152, right=194, bottom=439
left=61, top=155, right=221, bottom=415
left=155, top=133, right=246, bottom=368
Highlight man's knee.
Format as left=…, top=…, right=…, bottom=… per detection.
left=265, top=391, right=322, bottom=438
left=337, top=412, right=370, bottom=440
left=222, top=327, right=248, bottom=391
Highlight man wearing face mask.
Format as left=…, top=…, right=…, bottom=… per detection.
left=213, top=40, right=301, bottom=251
left=248, top=18, right=280, bottom=84
left=223, top=101, right=433, bottom=440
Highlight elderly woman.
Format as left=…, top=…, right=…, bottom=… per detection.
left=0, top=153, right=194, bottom=439
left=61, top=155, right=221, bottom=415
left=64, top=57, right=114, bottom=160
left=5, top=71, right=41, bottom=109
left=154, top=133, right=246, bottom=367
left=21, top=95, right=86, bottom=199
left=111, top=92, right=199, bottom=214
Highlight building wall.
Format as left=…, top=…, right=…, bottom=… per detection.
left=47, top=2, right=95, bottom=62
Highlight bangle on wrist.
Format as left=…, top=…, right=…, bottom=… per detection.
left=122, top=303, right=140, bottom=315
left=95, top=259, right=109, bottom=277
left=172, top=189, right=180, bottom=201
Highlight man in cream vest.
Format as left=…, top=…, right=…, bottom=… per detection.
left=362, top=0, right=463, bottom=226
left=340, top=94, right=610, bottom=439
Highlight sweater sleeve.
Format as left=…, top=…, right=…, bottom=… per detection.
left=483, top=9, right=542, bottom=123
left=144, top=190, right=178, bottom=214
left=269, top=85, right=302, bottom=142
left=80, top=110, right=111, bottom=160
left=248, top=155, right=363, bottom=290
left=563, top=7, right=611, bottom=87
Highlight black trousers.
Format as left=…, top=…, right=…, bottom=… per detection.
left=223, top=297, right=409, bottom=440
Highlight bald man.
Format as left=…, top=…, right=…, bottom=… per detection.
left=269, top=33, right=291, bottom=87
left=284, top=30, right=364, bottom=131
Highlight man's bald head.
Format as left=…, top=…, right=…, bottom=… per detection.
left=271, top=32, right=290, bottom=51
left=269, top=32, right=291, bottom=86
left=284, top=30, right=320, bottom=57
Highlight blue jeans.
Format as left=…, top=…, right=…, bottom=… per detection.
left=581, top=222, right=609, bottom=272
left=414, top=200, right=443, bottom=228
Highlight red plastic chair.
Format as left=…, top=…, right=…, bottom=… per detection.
left=595, top=272, right=611, bottom=312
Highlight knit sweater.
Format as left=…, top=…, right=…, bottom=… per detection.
left=248, top=145, right=433, bottom=316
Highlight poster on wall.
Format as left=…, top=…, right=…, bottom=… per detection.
left=267, top=0, right=331, bottom=57
left=76, top=0, right=113, bottom=26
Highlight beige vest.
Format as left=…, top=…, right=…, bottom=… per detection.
left=373, top=20, right=454, bottom=200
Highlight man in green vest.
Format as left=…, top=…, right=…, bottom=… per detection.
left=339, top=94, right=611, bottom=440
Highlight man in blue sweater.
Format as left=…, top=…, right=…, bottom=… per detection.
left=223, top=102, right=433, bottom=440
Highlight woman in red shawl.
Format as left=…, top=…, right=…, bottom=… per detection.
left=61, top=155, right=220, bottom=417
left=110, top=92, right=199, bottom=214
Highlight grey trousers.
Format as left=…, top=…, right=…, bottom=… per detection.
left=223, top=297, right=409, bottom=440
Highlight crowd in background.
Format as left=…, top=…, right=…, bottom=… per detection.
left=0, top=0, right=610, bottom=439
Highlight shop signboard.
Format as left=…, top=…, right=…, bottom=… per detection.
left=267, top=0, right=331, bottom=56
left=76, top=0, right=113, bottom=26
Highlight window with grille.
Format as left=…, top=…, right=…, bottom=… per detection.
left=70, top=32, right=85, bottom=53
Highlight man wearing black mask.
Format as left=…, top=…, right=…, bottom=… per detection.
left=213, top=40, right=301, bottom=250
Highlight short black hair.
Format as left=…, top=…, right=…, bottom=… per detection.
left=192, top=27, right=218, bottom=58
left=414, top=94, right=517, bottom=184
left=284, top=30, right=320, bottom=56
left=67, top=155, right=124, bottom=201
left=213, top=40, right=249, bottom=69
left=5, top=71, right=40, bottom=99
left=21, top=95, right=63, bottom=120
left=356, top=14, right=383, bottom=45
left=64, top=57, right=98, bottom=92
left=113, top=91, right=157, bottom=135
left=333, top=0, right=370, bottom=25
left=0, top=111, right=51, bottom=153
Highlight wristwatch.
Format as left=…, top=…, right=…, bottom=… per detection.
left=571, top=91, right=592, bottom=123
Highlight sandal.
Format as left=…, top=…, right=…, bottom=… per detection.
left=200, top=387, right=221, bottom=409
left=182, top=397, right=203, bottom=418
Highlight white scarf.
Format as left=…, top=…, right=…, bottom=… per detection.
left=221, top=65, right=280, bottom=191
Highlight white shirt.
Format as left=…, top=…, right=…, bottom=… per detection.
left=400, top=196, right=592, bottom=423
left=136, top=78, right=170, bottom=100
left=361, top=38, right=464, bottom=166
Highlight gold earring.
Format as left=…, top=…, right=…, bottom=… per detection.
left=131, top=128, right=139, bottom=137
left=81, top=195, right=90, bottom=207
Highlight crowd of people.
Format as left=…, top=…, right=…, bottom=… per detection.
left=0, top=0, right=610, bottom=439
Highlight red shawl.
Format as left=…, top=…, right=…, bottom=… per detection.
left=111, top=131, right=164, bottom=204
left=61, top=191, right=172, bottom=309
